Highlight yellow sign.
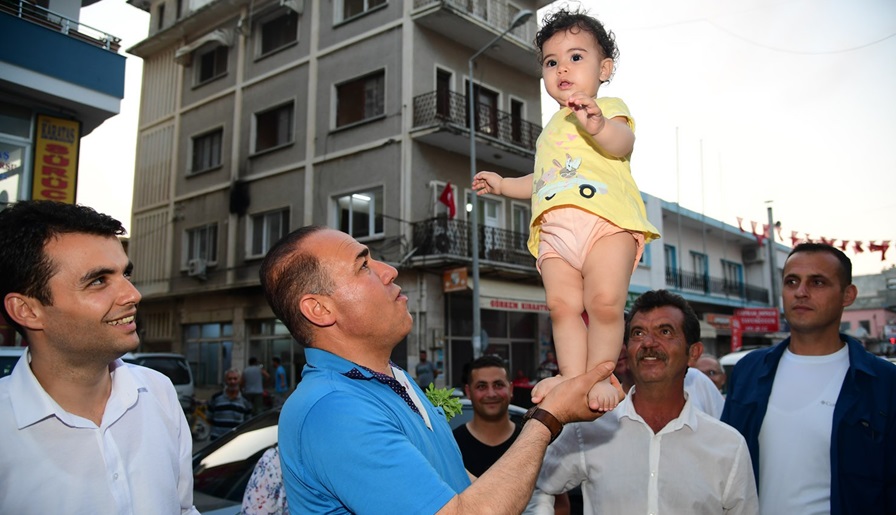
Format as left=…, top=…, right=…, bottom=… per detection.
left=32, top=115, right=80, bottom=204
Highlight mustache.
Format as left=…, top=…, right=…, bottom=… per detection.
left=636, top=349, right=668, bottom=362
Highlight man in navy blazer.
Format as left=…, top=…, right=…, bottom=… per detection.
left=722, top=243, right=896, bottom=514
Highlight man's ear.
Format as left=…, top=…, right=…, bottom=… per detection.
left=843, top=284, right=858, bottom=308
left=464, top=384, right=471, bottom=398
left=4, top=294, right=42, bottom=331
left=298, top=293, right=335, bottom=328
left=688, top=341, right=704, bottom=366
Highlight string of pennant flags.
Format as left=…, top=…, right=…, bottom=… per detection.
left=736, top=217, right=891, bottom=261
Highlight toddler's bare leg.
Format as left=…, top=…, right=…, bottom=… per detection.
left=582, top=232, right=637, bottom=411
left=531, top=257, right=586, bottom=404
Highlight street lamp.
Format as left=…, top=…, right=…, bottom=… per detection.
left=468, top=9, right=533, bottom=358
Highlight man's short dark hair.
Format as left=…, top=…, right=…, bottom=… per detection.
left=259, top=225, right=333, bottom=346
left=624, top=290, right=701, bottom=346
left=0, top=201, right=126, bottom=335
left=463, top=355, right=508, bottom=386
left=787, top=242, right=852, bottom=288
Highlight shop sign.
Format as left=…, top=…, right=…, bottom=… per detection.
left=32, top=115, right=79, bottom=204
left=734, top=308, right=780, bottom=333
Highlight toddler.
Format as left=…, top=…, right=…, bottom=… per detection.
left=473, top=8, right=660, bottom=411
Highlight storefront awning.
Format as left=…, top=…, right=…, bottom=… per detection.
left=479, top=279, right=548, bottom=314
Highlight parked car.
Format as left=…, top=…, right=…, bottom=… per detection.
left=191, top=399, right=528, bottom=514
left=719, top=348, right=762, bottom=377
left=122, top=352, right=194, bottom=411
left=0, top=346, right=26, bottom=378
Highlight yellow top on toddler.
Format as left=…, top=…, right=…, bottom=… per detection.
left=528, top=97, right=660, bottom=258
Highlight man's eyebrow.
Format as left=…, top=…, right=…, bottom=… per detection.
left=80, top=267, right=114, bottom=284
left=355, top=247, right=370, bottom=262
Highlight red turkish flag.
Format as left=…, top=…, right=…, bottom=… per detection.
left=439, top=183, right=456, bottom=219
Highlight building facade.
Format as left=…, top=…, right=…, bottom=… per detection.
left=0, top=0, right=125, bottom=345
left=124, top=0, right=787, bottom=392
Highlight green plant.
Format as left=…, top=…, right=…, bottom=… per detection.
left=424, top=383, right=463, bottom=421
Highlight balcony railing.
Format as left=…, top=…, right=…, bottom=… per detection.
left=411, top=217, right=536, bottom=269
left=1, top=0, right=121, bottom=51
left=413, top=90, right=542, bottom=152
left=665, top=268, right=769, bottom=303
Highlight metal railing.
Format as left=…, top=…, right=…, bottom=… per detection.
left=665, top=267, right=770, bottom=303
left=1, top=0, right=121, bottom=51
left=413, top=90, right=541, bottom=152
left=411, top=217, right=536, bottom=268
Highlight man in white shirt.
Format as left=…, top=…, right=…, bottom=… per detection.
left=0, top=201, right=198, bottom=514
left=531, top=290, right=758, bottom=514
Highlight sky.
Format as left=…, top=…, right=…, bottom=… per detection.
left=78, top=0, right=896, bottom=275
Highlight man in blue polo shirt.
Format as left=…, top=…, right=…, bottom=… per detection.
left=259, top=226, right=621, bottom=514
left=722, top=243, right=896, bottom=514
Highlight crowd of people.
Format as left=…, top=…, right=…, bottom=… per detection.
left=1, top=7, right=894, bottom=515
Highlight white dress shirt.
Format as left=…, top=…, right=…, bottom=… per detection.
left=530, top=390, right=758, bottom=515
left=684, top=366, right=725, bottom=418
left=0, top=351, right=198, bottom=514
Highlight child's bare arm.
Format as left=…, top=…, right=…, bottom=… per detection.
left=473, top=171, right=533, bottom=199
left=567, top=92, right=635, bottom=158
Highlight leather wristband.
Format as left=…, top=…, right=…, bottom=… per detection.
left=524, top=406, right=562, bottom=443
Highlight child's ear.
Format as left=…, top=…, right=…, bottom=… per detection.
left=599, top=58, right=614, bottom=83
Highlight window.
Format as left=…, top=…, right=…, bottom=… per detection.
left=510, top=98, right=524, bottom=143
left=336, top=71, right=385, bottom=128
left=248, top=209, right=289, bottom=257
left=185, top=224, right=218, bottom=265
left=195, top=45, right=228, bottom=84
left=184, top=322, right=233, bottom=387
left=722, top=260, right=744, bottom=296
left=467, top=82, right=498, bottom=135
left=190, top=129, right=222, bottom=174
left=340, top=0, right=385, bottom=21
left=664, top=244, right=678, bottom=287
left=335, top=189, right=383, bottom=239
left=259, top=11, right=298, bottom=56
left=691, top=251, right=708, bottom=291
left=511, top=203, right=530, bottom=252
left=436, top=68, right=452, bottom=118
left=254, top=102, right=294, bottom=153
left=157, top=3, right=165, bottom=30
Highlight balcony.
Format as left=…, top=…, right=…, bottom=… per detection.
left=665, top=268, right=769, bottom=304
left=411, top=0, right=540, bottom=78
left=0, top=0, right=125, bottom=135
left=412, top=90, right=541, bottom=170
left=408, top=217, right=538, bottom=279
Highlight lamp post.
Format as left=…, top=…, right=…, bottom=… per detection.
left=468, top=9, right=533, bottom=358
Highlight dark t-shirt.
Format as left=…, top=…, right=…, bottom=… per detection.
left=452, top=423, right=522, bottom=477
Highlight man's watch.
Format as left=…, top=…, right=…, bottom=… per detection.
left=524, top=406, right=563, bottom=443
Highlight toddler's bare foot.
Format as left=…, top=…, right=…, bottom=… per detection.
left=531, top=374, right=566, bottom=404
left=588, top=379, right=620, bottom=412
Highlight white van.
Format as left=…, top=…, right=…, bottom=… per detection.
left=122, top=353, right=195, bottom=411
left=719, top=348, right=761, bottom=377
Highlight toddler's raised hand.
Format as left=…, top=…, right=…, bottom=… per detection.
left=567, top=91, right=606, bottom=137
left=472, top=171, right=504, bottom=196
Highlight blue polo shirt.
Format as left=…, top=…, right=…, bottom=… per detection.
left=279, top=348, right=470, bottom=514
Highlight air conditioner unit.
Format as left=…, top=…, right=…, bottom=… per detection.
left=187, top=258, right=207, bottom=278
left=742, top=247, right=765, bottom=265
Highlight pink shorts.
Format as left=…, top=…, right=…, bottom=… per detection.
left=536, top=208, right=645, bottom=273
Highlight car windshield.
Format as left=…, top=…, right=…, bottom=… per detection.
left=193, top=410, right=280, bottom=504
left=134, top=357, right=191, bottom=385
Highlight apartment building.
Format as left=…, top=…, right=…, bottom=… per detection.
left=125, top=0, right=549, bottom=388
left=124, top=0, right=787, bottom=390
left=0, top=0, right=125, bottom=346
